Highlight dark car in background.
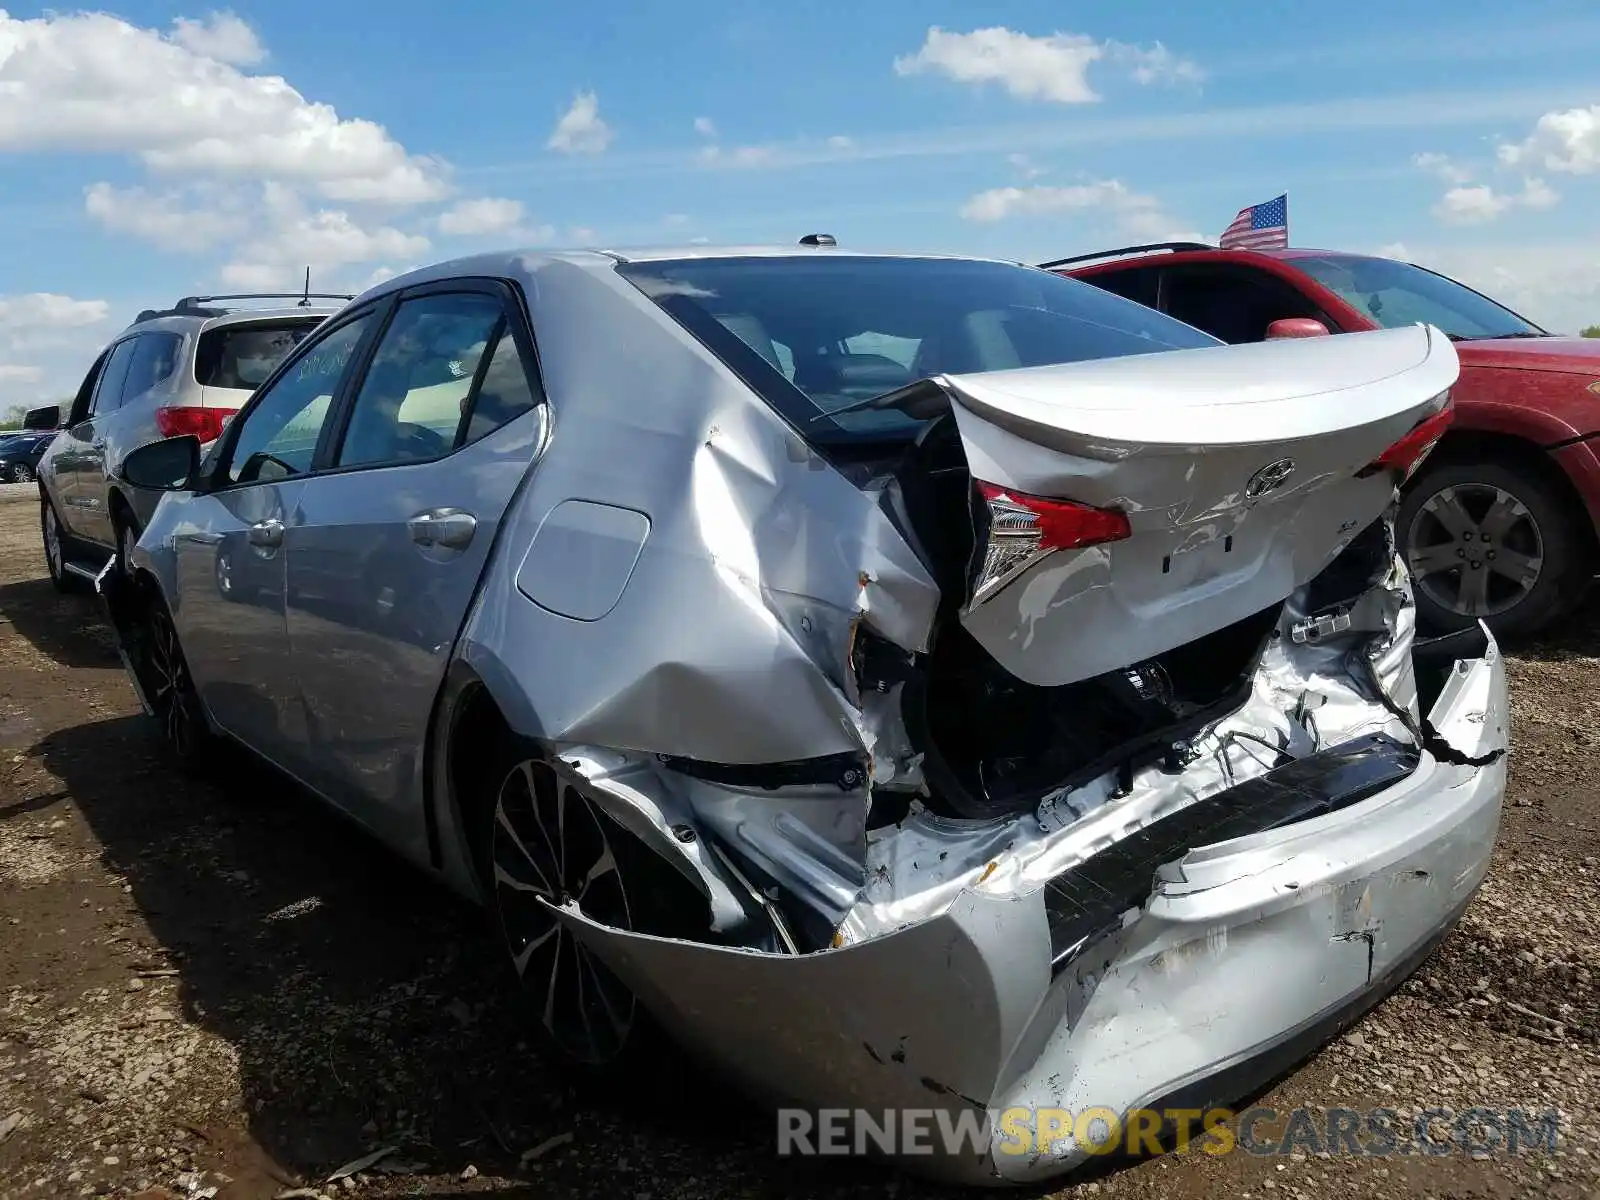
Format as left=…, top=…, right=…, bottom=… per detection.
left=0, top=430, right=57, bottom=483
left=1054, top=242, right=1600, bottom=639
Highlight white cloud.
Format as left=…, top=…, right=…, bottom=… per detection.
left=1498, top=105, right=1600, bottom=174
left=1106, top=40, right=1204, bottom=86
left=0, top=10, right=449, bottom=203
left=693, top=116, right=717, bottom=138
left=218, top=188, right=431, bottom=290
left=1433, top=177, right=1559, bottom=225
left=437, top=197, right=524, bottom=237
left=83, top=182, right=248, bottom=251
left=568, top=226, right=599, bottom=243
left=169, top=11, right=265, bottom=66
left=893, top=26, right=1200, bottom=104
left=548, top=91, right=613, bottom=155
left=0, top=293, right=111, bottom=330
left=0, top=293, right=113, bottom=413
left=697, top=143, right=776, bottom=167
left=1413, top=151, right=1474, bottom=184
left=827, top=134, right=855, bottom=150
left=959, top=178, right=1202, bottom=241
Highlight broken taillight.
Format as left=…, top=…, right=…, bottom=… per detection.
left=972, top=481, right=1131, bottom=604
left=1360, top=392, right=1454, bottom=481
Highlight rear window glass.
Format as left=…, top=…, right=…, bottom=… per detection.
left=195, top=319, right=323, bottom=391
left=617, top=256, right=1219, bottom=444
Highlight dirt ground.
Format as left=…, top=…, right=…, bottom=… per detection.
left=0, top=490, right=1597, bottom=1200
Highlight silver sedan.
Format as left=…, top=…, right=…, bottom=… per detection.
left=100, top=245, right=1507, bottom=1184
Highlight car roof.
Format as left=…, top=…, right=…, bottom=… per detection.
left=344, top=243, right=1032, bottom=307
left=119, top=304, right=344, bottom=338
left=1060, top=245, right=1376, bottom=275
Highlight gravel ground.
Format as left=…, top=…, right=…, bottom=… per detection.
left=0, top=497, right=1597, bottom=1200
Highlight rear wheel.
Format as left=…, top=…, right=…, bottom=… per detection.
left=1398, top=458, right=1588, bottom=640
left=40, top=497, right=75, bottom=593
left=11, top=463, right=35, bottom=484
left=480, top=749, right=705, bottom=1075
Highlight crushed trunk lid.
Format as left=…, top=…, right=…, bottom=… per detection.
left=869, top=324, right=1459, bottom=686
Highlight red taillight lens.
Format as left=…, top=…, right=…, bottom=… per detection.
left=155, top=406, right=236, bottom=443
left=972, top=481, right=1131, bottom=603
left=977, top=481, right=1132, bottom=550
left=1362, top=394, right=1454, bottom=481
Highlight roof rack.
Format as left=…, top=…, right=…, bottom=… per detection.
left=173, top=291, right=355, bottom=309
left=1037, top=241, right=1216, bottom=270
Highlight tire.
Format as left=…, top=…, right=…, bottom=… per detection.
left=1398, top=458, right=1589, bottom=640
left=40, top=496, right=76, bottom=594
left=476, top=747, right=706, bottom=1078
left=11, top=463, right=34, bottom=484
left=135, top=591, right=214, bottom=774
left=116, top=515, right=141, bottom=579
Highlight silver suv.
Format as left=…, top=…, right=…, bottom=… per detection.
left=38, top=291, right=347, bottom=591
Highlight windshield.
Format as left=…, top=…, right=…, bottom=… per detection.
left=195, top=318, right=324, bottom=391
left=1294, top=255, right=1545, bottom=341
left=618, top=255, right=1221, bottom=444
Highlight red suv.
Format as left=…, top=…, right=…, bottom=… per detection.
left=1052, top=242, right=1600, bottom=639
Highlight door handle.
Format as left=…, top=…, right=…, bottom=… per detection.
left=247, top=518, right=284, bottom=549
left=407, top=509, right=477, bottom=549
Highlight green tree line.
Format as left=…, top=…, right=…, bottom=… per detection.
left=1584, top=325, right=1600, bottom=338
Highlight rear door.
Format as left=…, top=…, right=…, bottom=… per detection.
left=281, top=280, right=546, bottom=844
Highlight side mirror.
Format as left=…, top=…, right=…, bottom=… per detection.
left=119, top=435, right=201, bottom=492
left=22, top=404, right=59, bottom=430
left=1266, top=317, right=1331, bottom=340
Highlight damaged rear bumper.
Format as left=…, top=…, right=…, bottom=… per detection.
left=548, top=637, right=1507, bottom=1185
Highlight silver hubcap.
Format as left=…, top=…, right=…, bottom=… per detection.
left=1408, top=483, right=1545, bottom=618
left=491, top=760, right=634, bottom=1064
left=14, top=465, right=31, bottom=482
left=43, top=506, right=61, bottom=577
left=149, top=609, right=196, bottom=758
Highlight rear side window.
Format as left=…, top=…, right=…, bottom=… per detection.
left=89, top=339, right=138, bottom=416
left=618, top=256, right=1219, bottom=445
left=122, top=332, right=183, bottom=405
left=196, top=319, right=322, bottom=391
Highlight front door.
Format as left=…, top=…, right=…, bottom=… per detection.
left=282, top=282, right=546, bottom=845
left=171, top=310, right=380, bottom=774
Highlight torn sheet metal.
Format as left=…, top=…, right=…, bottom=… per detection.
left=552, top=638, right=1506, bottom=1184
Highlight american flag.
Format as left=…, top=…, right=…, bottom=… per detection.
left=1219, top=194, right=1288, bottom=250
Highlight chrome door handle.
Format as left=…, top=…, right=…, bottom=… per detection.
left=247, top=518, right=283, bottom=548
left=407, top=509, right=477, bottom=549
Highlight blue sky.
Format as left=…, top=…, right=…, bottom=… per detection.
left=3, top=0, right=1600, bottom=412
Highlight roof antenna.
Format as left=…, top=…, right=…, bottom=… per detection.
left=299, top=265, right=311, bottom=307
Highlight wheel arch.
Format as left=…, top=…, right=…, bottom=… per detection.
left=1416, top=428, right=1599, bottom=566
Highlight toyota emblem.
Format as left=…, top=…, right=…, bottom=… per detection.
left=1245, top=458, right=1296, bottom=499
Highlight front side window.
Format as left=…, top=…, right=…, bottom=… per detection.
left=196, top=319, right=323, bottom=391
left=1161, top=266, right=1329, bottom=344
left=618, top=256, right=1220, bottom=444
left=225, top=313, right=374, bottom=486
left=335, top=293, right=504, bottom=469
left=122, top=333, right=183, bottom=405
left=1294, top=255, right=1545, bottom=340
